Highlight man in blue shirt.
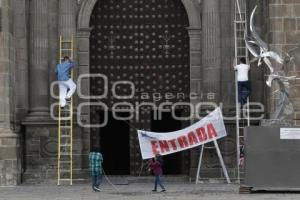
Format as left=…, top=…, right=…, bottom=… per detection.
left=55, top=56, right=76, bottom=107
left=89, top=145, right=103, bottom=192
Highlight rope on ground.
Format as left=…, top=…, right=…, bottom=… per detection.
left=138, top=160, right=144, bottom=177
left=102, top=169, right=120, bottom=192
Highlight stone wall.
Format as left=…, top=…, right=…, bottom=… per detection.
left=4, top=0, right=300, bottom=185
left=268, top=0, right=300, bottom=122
left=0, top=133, right=20, bottom=185
left=21, top=0, right=90, bottom=184
left=22, top=124, right=89, bottom=183
left=0, top=0, right=20, bottom=186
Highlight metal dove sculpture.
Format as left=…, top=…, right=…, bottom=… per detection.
left=245, top=5, right=285, bottom=85
left=245, top=5, right=299, bottom=120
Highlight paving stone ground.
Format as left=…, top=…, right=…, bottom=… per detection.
left=0, top=182, right=300, bottom=200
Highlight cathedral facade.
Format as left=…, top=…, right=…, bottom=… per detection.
left=1, top=0, right=300, bottom=185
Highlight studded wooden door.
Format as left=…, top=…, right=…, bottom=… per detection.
left=90, top=0, right=190, bottom=175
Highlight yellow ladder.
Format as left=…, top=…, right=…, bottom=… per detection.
left=57, top=36, right=74, bottom=185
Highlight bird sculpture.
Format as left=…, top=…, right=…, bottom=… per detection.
left=244, top=5, right=298, bottom=120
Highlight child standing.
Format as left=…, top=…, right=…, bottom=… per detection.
left=148, top=154, right=166, bottom=192
left=89, top=146, right=103, bottom=192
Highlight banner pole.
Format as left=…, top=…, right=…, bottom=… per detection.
left=195, top=145, right=204, bottom=184
left=213, top=139, right=231, bottom=183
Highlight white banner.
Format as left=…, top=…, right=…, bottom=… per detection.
left=137, top=107, right=227, bottom=159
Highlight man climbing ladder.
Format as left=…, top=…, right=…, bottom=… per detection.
left=234, top=57, right=251, bottom=107
left=55, top=56, right=76, bottom=107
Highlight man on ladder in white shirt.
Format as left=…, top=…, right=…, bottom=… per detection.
left=234, top=57, right=251, bottom=107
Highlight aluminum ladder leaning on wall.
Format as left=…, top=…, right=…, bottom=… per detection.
left=234, top=0, right=250, bottom=184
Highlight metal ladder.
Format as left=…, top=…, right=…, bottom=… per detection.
left=57, top=36, right=74, bottom=185
left=195, top=142, right=231, bottom=184
left=234, top=0, right=250, bottom=183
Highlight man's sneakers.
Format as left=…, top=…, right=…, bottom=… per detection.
left=161, top=189, right=166, bottom=192
left=93, top=186, right=101, bottom=192
left=60, top=99, right=66, bottom=108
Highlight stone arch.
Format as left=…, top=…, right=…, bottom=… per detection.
left=76, top=0, right=202, bottom=176
left=77, top=0, right=202, bottom=118
left=78, top=0, right=201, bottom=30
left=77, top=0, right=98, bottom=30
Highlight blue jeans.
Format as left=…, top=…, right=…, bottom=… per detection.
left=238, top=81, right=251, bottom=106
left=154, top=175, right=165, bottom=190
left=92, top=174, right=103, bottom=188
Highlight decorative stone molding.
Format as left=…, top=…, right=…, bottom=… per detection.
left=182, top=0, right=201, bottom=29
left=77, top=0, right=97, bottom=31
left=78, top=0, right=201, bottom=30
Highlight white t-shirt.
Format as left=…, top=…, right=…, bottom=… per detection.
left=234, top=64, right=250, bottom=81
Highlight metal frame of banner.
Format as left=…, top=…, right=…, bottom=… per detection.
left=195, top=140, right=231, bottom=184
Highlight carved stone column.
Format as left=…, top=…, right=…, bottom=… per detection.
left=27, top=0, right=50, bottom=119
left=49, top=0, right=59, bottom=104
left=202, top=0, right=221, bottom=104
left=188, top=28, right=202, bottom=106
left=59, top=0, right=77, bottom=37
left=13, top=0, right=29, bottom=127
left=188, top=28, right=203, bottom=178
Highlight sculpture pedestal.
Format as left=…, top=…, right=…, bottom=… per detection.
left=244, top=126, right=300, bottom=191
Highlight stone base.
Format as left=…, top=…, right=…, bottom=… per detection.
left=22, top=122, right=90, bottom=184
left=23, top=112, right=54, bottom=125
left=0, top=128, right=21, bottom=186
left=23, top=169, right=90, bottom=184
